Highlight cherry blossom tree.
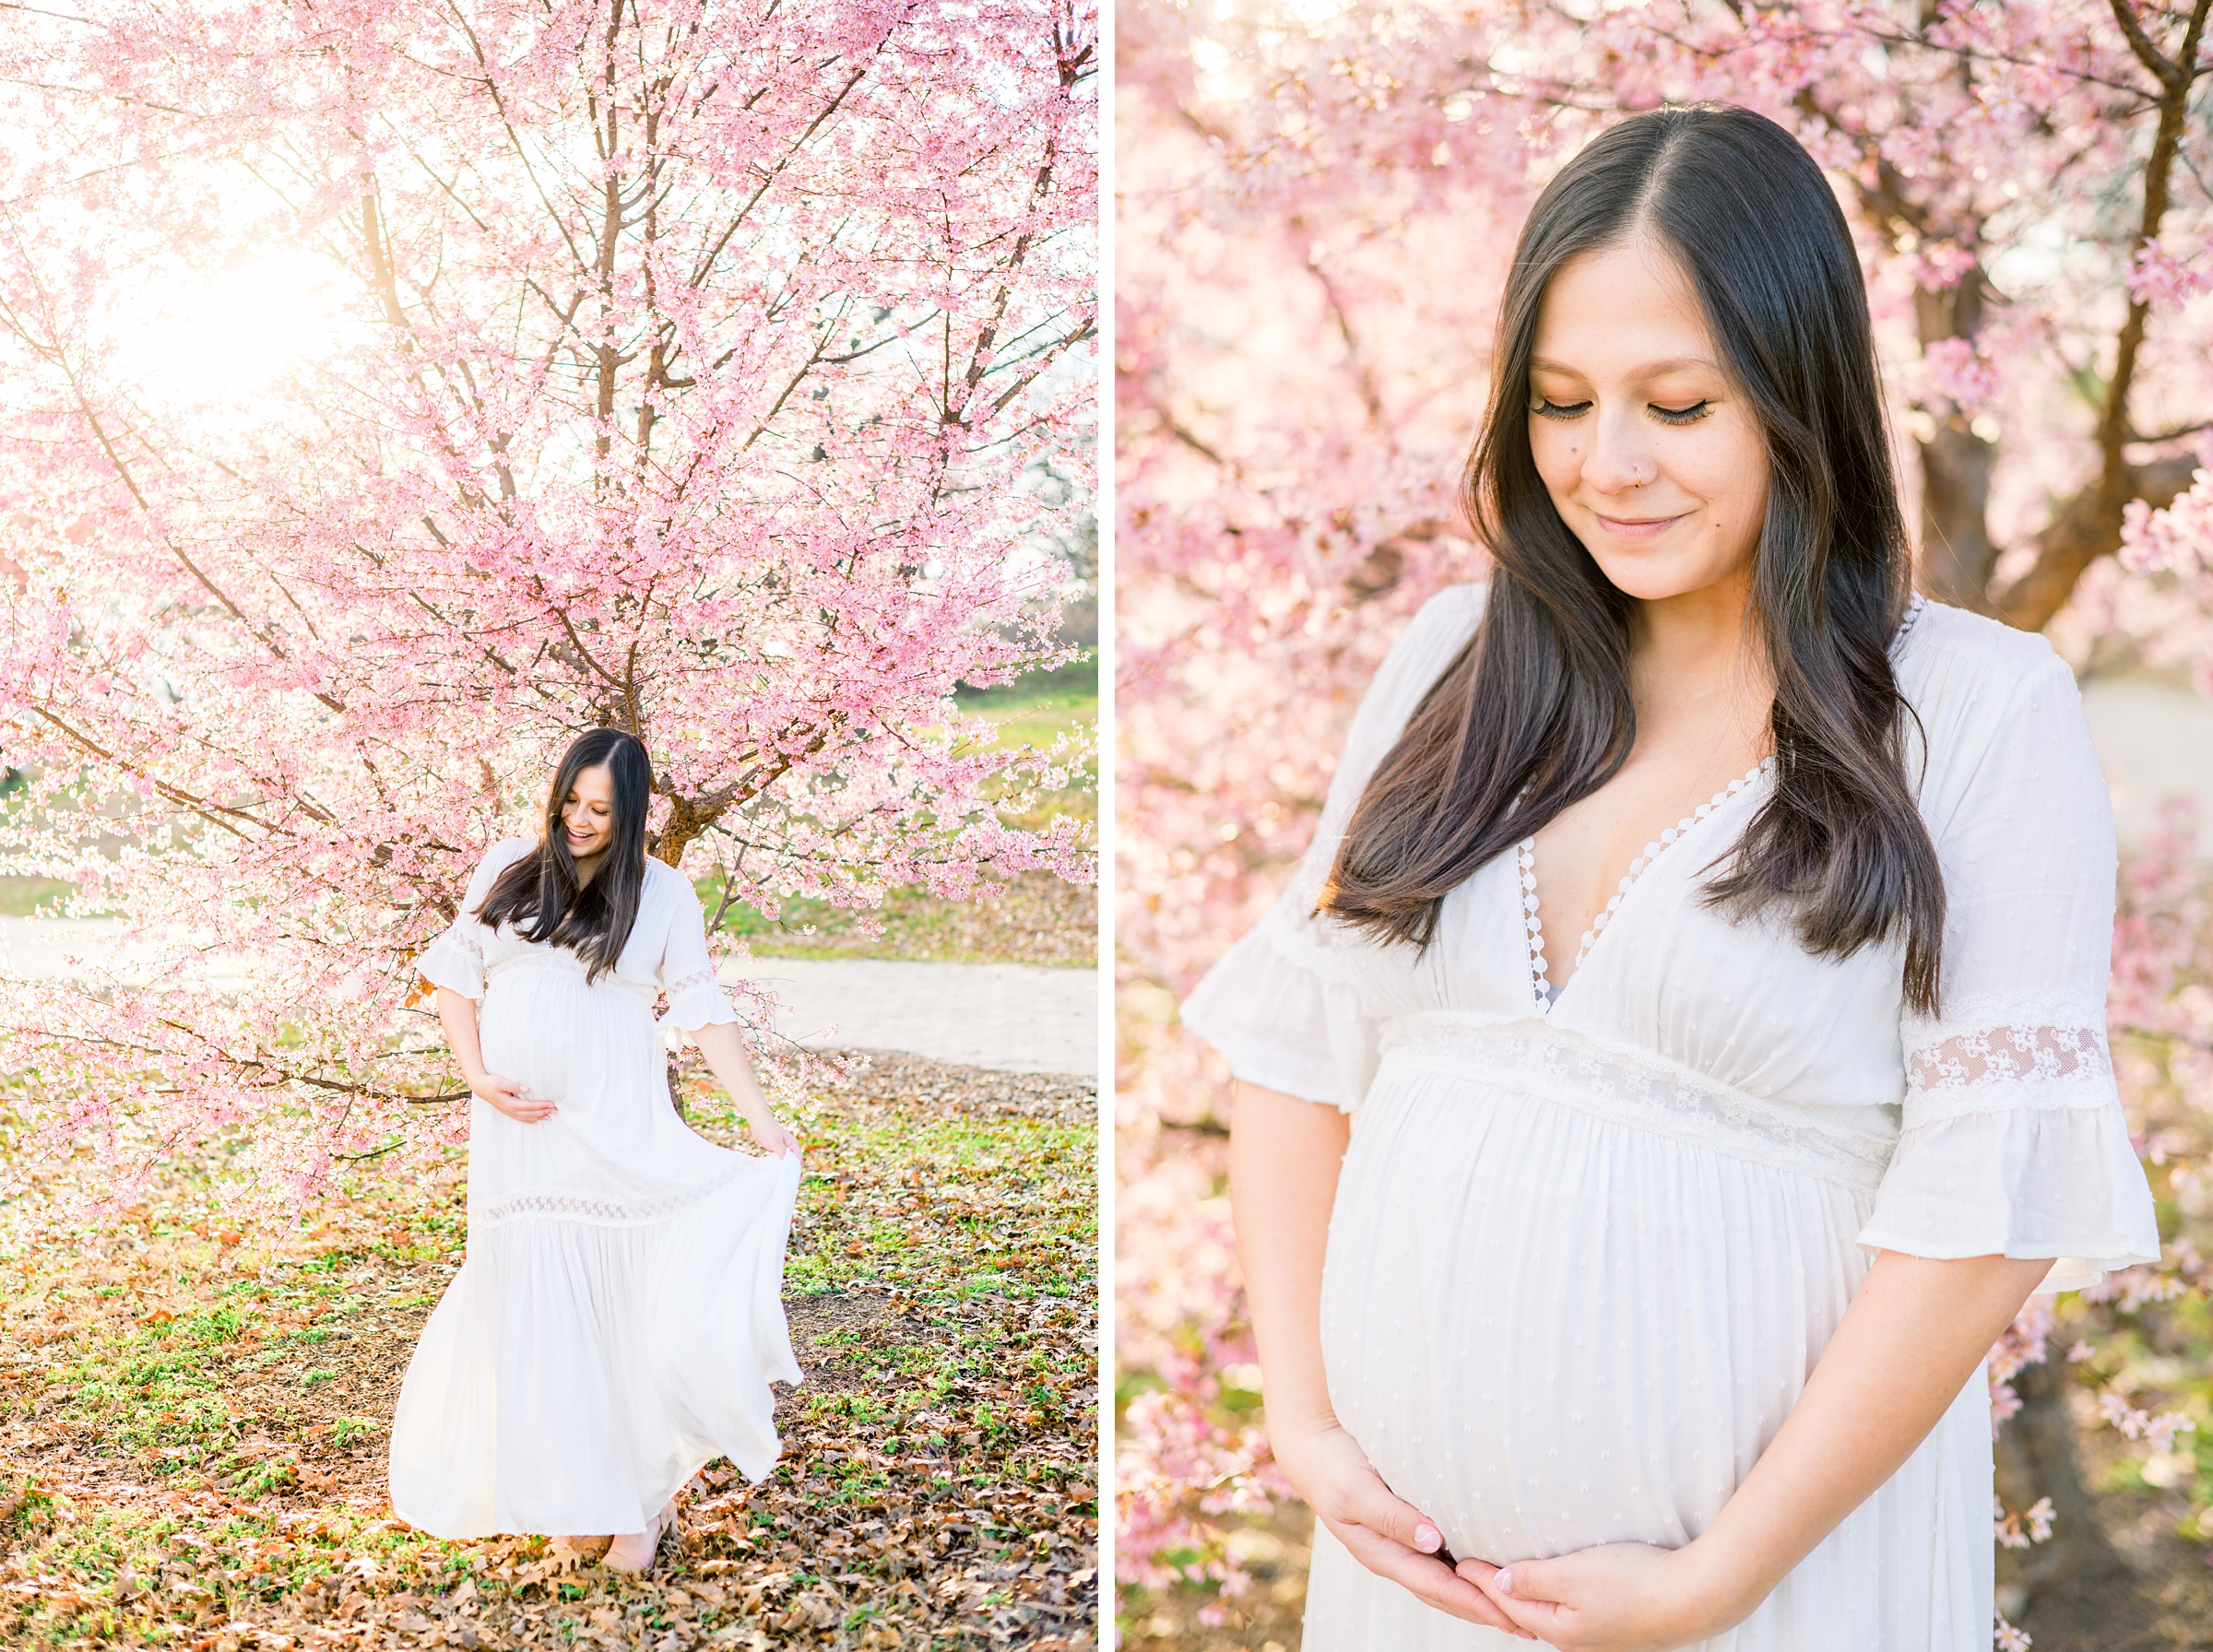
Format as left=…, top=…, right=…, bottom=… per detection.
left=1117, top=0, right=2213, bottom=1630
left=0, top=0, right=1096, bottom=1208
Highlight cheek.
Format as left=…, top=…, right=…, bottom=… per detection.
left=1671, top=423, right=1768, bottom=544
left=1527, top=420, right=1581, bottom=499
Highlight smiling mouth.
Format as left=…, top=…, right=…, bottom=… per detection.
left=1592, top=512, right=1686, bottom=539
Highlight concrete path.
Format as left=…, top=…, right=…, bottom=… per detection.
left=724, top=956, right=1097, bottom=1079
left=0, top=919, right=1099, bottom=1080
left=2080, top=677, right=2213, bottom=856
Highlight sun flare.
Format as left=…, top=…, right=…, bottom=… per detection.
left=120, top=248, right=350, bottom=407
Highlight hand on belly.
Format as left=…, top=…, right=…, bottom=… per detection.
left=471, top=1070, right=557, bottom=1124
left=1461, top=1539, right=1733, bottom=1651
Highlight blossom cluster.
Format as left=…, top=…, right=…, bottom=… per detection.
left=0, top=0, right=1098, bottom=1210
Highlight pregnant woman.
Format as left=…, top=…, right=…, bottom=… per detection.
left=390, top=727, right=802, bottom=1573
left=1181, top=107, right=2160, bottom=1649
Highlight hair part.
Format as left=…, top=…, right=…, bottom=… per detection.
left=1321, top=104, right=1945, bottom=1014
left=475, top=726, right=656, bottom=983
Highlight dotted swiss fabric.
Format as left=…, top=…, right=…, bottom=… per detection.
left=1179, top=584, right=2160, bottom=1652
left=392, top=836, right=798, bottom=1543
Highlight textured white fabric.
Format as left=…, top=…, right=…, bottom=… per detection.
left=1179, top=587, right=2160, bottom=1650
left=392, top=837, right=799, bottom=1540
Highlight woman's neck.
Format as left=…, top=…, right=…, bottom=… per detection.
left=1627, top=569, right=1773, bottom=739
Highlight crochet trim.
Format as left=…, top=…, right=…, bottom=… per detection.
left=1521, top=757, right=1775, bottom=1012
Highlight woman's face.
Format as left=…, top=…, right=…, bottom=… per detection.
left=1525, top=235, right=1770, bottom=605
left=560, top=761, right=616, bottom=860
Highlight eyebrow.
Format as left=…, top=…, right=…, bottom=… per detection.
left=1529, top=355, right=1719, bottom=377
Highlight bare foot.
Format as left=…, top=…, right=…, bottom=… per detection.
left=603, top=1501, right=673, bottom=1574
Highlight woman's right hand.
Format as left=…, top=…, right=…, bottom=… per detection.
left=1272, top=1421, right=1534, bottom=1638
left=470, top=1071, right=556, bottom=1123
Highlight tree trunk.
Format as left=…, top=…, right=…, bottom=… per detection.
left=1917, top=415, right=1999, bottom=612
left=1992, top=454, right=2202, bottom=631
left=1911, top=276, right=2002, bottom=612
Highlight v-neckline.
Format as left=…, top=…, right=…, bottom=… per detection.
left=1517, top=756, right=1777, bottom=1015
left=1514, top=593, right=1926, bottom=1017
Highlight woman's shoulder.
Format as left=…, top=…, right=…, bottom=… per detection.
left=1893, top=597, right=2096, bottom=809
left=481, top=835, right=538, bottom=872
left=1363, top=581, right=1488, bottom=701
left=1405, top=580, right=1489, bottom=642
left=640, top=853, right=702, bottom=902
left=1894, top=595, right=2065, bottom=693
left=1336, top=579, right=1496, bottom=738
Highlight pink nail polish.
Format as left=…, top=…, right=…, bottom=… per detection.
left=1414, top=1523, right=1441, bottom=1552
left=1496, top=1567, right=1514, bottom=1596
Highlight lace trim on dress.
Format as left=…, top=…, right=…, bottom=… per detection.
left=1376, top=1011, right=1896, bottom=1192
left=1520, top=757, right=1776, bottom=1013
left=1908, top=1025, right=2110, bottom=1091
left=1890, top=592, right=1928, bottom=655
left=1517, top=841, right=1548, bottom=1006
left=474, top=1171, right=740, bottom=1231
left=1900, top=988, right=2118, bottom=1122
left=664, top=966, right=718, bottom=997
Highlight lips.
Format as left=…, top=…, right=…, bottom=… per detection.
left=1592, top=511, right=1686, bottom=541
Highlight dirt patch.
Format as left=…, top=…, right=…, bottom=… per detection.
left=820, top=1048, right=1096, bottom=1126
left=784, top=1289, right=924, bottom=1398
left=2011, top=1423, right=2213, bottom=1651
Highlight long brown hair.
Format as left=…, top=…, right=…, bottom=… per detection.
left=1320, top=106, right=1945, bottom=1013
left=476, top=728, right=655, bottom=984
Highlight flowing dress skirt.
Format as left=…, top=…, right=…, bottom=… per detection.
left=1309, top=1057, right=1993, bottom=1651
left=390, top=951, right=802, bottom=1539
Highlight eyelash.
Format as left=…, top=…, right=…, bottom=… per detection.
left=1532, top=398, right=1712, bottom=426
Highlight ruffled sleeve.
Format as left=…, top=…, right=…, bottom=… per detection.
left=1178, top=584, right=1488, bottom=1111
left=1857, top=648, right=2160, bottom=1293
left=416, top=837, right=530, bottom=1000
left=656, top=868, right=740, bottom=1032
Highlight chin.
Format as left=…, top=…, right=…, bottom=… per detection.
left=1580, top=542, right=1741, bottom=605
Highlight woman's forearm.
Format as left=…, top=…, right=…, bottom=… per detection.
left=1227, top=1080, right=1351, bottom=1442
left=434, top=986, right=487, bottom=1084
left=689, top=1020, right=775, bottom=1118
left=1683, top=1249, right=2054, bottom=1624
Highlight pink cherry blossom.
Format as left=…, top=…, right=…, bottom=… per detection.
left=0, top=0, right=1097, bottom=1214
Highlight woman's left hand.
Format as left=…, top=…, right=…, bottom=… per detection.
left=1461, top=1542, right=1738, bottom=1652
left=746, top=1111, right=800, bottom=1159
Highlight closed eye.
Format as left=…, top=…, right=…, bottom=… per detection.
left=1532, top=397, right=1590, bottom=420
left=1651, top=400, right=1710, bottom=425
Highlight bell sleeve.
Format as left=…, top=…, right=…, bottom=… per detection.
left=1178, top=584, right=1488, bottom=1111
left=1857, top=647, right=2161, bottom=1293
left=416, top=837, right=529, bottom=1001
left=657, top=872, right=741, bottom=1033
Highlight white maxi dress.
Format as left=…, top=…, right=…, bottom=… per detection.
left=390, top=836, right=803, bottom=1540
left=1180, top=587, right=2161, bottom=1651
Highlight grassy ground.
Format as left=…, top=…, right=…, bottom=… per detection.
left=0, top=1053, right=1097, bottom=1649
left=716, top=873, right=1095, bottom=970
left=720, top=678, right=1097, bottom=970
